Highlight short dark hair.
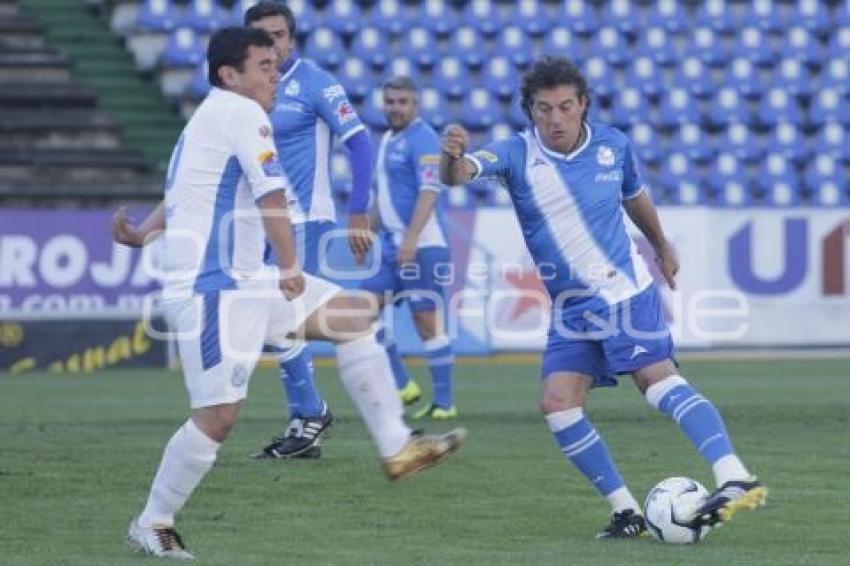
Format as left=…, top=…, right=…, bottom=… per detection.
left=520, top=56, right=591, bottom=121
left=207, top=26, right=274, bottom=88
left=244, top=0, right=296, bottom=36
left=382, top=75, right=418, bottom=95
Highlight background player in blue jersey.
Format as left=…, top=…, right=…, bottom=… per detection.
left=245, top=2, right=375, bottom=459
left=440, top=56, right=766, bottom=538
left=361, top=76, right=456, bottom=419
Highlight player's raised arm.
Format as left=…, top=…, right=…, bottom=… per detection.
left=439, top=124, right=477, bottom=186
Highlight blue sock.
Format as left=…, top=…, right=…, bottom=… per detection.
left=547, top=410, right=626, bottom=497
left=376, top=325, right=410, bottom=389
left=424, top=336, right=454, bottom=408
left=647, top=376, right=735, bottom=465
left=278, top=344, right=324, bottom=419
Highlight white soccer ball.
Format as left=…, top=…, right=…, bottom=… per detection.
left=644, top=477, right=711, bottom=544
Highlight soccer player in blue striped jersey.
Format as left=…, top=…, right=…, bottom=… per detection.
left=360, top=76, right=456, bottom=419
left=245, top=2, right=375, bottom=459
left=441, top=56, right=766, bottom=538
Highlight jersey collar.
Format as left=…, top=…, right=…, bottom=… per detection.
left=280, top=56, right=300, bottom=83
left=389, top=117, right=421, bottom=139
left=533, top=122, right=592, bottom=162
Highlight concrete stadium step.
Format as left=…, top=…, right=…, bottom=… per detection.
left=0, top=109, right=124, bottom=149
left=0, top=82, right=97, bottom=109
left=0, top=48, right=70, bottom=82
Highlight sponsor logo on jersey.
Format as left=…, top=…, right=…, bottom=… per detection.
left=259, top=124, right=271, bottom=138
left=283, top=79, right=300, bottom=96
left=258, top=150, right=283, bottom=177
left=474, top=150, right=499, bottom=163
left=595, top=170, right=623, bottom=183
left=419, top=154, right=440, bottom=165
left=596, top=145, right=616, bottom=167
left=335, top=100, right=356, bottom=124
left=421, top=164, right=439, bottom=183
left=231, top=365, right=248, bottom=387
left=322, top=84, right=346, bottom=102
left=275, top=101, right=308, bottom=114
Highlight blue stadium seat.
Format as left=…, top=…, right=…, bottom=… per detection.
left=160, top=27, right=204, bottom=69
left=350, top=27, right=390, bottom=70
left=814, top=122, right=850, bottom=163
left=803, top=155, right=849, bottom=195
left=733, top=27, right=776, bottom=68
left=370, top=0, right=407, bottom=37
left=543, top=26, right=583, bottom=64
left=463, top=0, right=504, bottom=38
left=722, top=123, right=764, bottom=164
left=516, top=0, right=551, bottom=37
left=757, top=88, right=804, bottom=129
left=325, top=0, right=361, bottom=38
left=482, top=56, right=518, bottom=101
left=695, top=0, right=736, bottom=35
left=645, top=0, right=689, bottom=34
left=634, top=26, right=678, bottom=68
left=809, top=89, right=850, bottom=128
left=136, top=0, right=181, bottom=33
left=628, top=122, right=665, bottom=166
left=707, top=152, right=745, bottom=193
left=583, top=56, right=616, bottom=103
left=779, top=26, right=824, bottom=69
left=337, top=58, right=370, bottom=103
left=662, top=180, right=705, bottom=206
left=561, top=0, right=600, bottom=36
left=838, top=2, right=850, bottom=27
left=811, top=181, right=849, bottom=206
left=433, top=57, right=470, bottom=100
left=625, top=56, right=664, bottom=101
left=186, top=62, right=210, bottom=101
left=359, top=89, right=386, bottom=129
left=331, top=152, right=352, bottom=196
left=816, top=59, right=850, bottom=96
left=763, top=181, right=804, bottom=207
left=230, top=0, right=256, bottom=26
left=609, top=87, right=649, bottom=129
left=716, top=179, right=758, bottom=207
left=827, top=28, right=850, bottom=62
left=656, top=87, right=701, bottom=130
left=741, top=0, right=788, bottom=34
left=791, top=0, right=832, bottom=35
left=590, top=26, right=629, bottom=67
left=672, top=57, right=714, bottom=99
left=419, top=87, right=452, bottom=131
left=770, top=58, right=814, bottom=99
left=287, top=0, right=318, bottom=39
left=705, top=87, right=755, bottom=129
left=756, top=153, right=802, bottom=201
left=724, top=58, right=764, bottom=100
left=657, top=152, right=705, bottom=204
left=449, top=26, right=487, bottom=70
left=507, top=96, right=529, bottom=130
left=303, top=27, right=345, bottom=70
left=400, top=27, right=439, bottom=69
left=685, top=26, right=727, bottom=68
left=764, top=124, right=811, bottom=164
left=418, top=0, right=459, bottom=37
left=490, top=122, right=514, bottom=142
left=600, top=0, right=641, bottom=38
left=671, top=123, right=714, bottom=164
left=182, top=0, right=228, bottom=34
left=385, top=56, right=417, bottom=83
left=460, top=88, right=499, bottom=131
left=494, top=26, right=534, bottom=69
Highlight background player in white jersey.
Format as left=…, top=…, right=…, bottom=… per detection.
left=440, top=56, right=766, bottom=539
left=120, top=27, right=464, bottom=560
left=360, top=76, right=456, bottom=419
left=244, top=1, right=375, bottom=460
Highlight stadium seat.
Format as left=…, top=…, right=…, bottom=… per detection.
left=634, top=26, right=678, bottom=68
left=724, top=57, right=764, bottom=100
left=432, top=57, right=470, bottom=100
left=629, top=122, right=665, bottom=166
left=705, top=87, right=755, bottom=129
left=302, top=27, right=345, bottom=70
left=803, top=155, right=850, bottom=195
left=741, top=0, right=788, bottom=34
left=325, top=0, right=361, bottom=38
left=811, top=181, right=849, bottom=206
left=543, top=26, right=583, bottom=64
left=716, top=179, right=757, bottom=207
left=733, top=27, right=776, bottom=68
left=384, top=56, right=417, bottom=83
left=349, top=27, right=390, bottom=69
left=600, top=0, right=641, bottom=38
left=838, top=2, right=850, bottom=27
left=136, top=0, right=181, bottom=33
left=331, top=152, right=352, bottom=195
left=695, top=0, right=736, bottom=35
left=809, top=89, right=850, bottom=128
left=359, top=89, right=386, bottom=129
left=418, top=0, right=459, bottom=37
left=400, top=27, right=439, bottom=69
left=765, top=122, right=811, bottom=163
left=160, top=27, right=204, bottom=69
left=763, top=180, right=803, bottom=207
left=756, top=153, right=802, bottom=197
left=590, top=26, right=629, bottom=68
left=722, top=123, right=764, bottom=164
left=672, top=57, right=714, bottom=99
left=185, top=61, right=210, bottom=101
left=494, top=26, right=534, bottom=69
left=419, top=88, right=452, bottom=131
left=671, top=123, right=714, bottom=164
left=582, top=56, right=616, bottom=103
left=230, top=0, right=258, bottom=26
left=481, top=56, right=518, bottom=101
left=561, top=0, right=600, bottom=36
left=449, top=26, right=487, bottom=70
left=182, top=0, right=229, bottom=34
left=779, top=26, right=825, bottom=68
left=515, top=0, right=551, bottom=37
left=816, top=59, right=850, bottom=97
left=826, top=27, right=850, bottom=61
left=646, top=0, right=689, bottom=34
left=371, top=0, right=407, bottom=37
left=507, top=96, right=528, bottom=129
left=463, top=0, right=504, bottom=37
left=625, top=56, right=664, bottom=101
left=791, top=0, right=832, bottom=35
left=685, top=26, right=727, bottom=68
left=286, top=0, right=318, bottom=39
left=814, top=122, right=850, bottom=163
left=656, top=87, right=701, bottom=130
left=337, top=58, right=370, bottom=103
left=662, top=180, right=705, bottom=206
left=757, top=88, right=804, bottom=129
left=770, top=58, right=814, bottom=99
left=609, top=87, right=649, bottom=129
left=707, top=152, right=744, bottom=192
left=460, top=88, right=498, bottom=131
left=490, top=122, right=514, bottom=142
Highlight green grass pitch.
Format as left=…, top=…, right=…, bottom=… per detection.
left=1, top=358, right=848, bottom=565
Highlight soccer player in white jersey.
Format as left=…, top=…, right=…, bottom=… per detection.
left=120, top=27, right=464, bottom=560
left=440, top=56, right=766, bottom=539
left=360, top=76, right=456, bottom=419
left=244, top=1, right=375, bottom=460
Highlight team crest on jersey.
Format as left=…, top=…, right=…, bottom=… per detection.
left=335, top=101, right=356, bottom=124
left=284, top=79, right=300, bottom=96
left=258, top=150, right=283, bottom=177
left=322, top=84, right=345, bottom=102
left=230, top=365, right=248, bottom=387
left=596, top=145, right=616, bottom=167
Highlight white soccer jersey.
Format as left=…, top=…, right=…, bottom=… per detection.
left=161, top=87, right=290, bottom=298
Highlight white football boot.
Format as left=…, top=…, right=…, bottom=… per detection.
left=126, top=517, right=195, bottom=560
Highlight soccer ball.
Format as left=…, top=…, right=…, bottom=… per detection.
left=644, top=477, right=711, bottom=544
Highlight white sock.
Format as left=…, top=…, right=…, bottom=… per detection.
left=606, top=486, right=642, bottom=514
left=138, top=419, right=220, bottom=528
left=336, top=333, right=411, bottom=458
left=712, top=454, right=750, bottom=486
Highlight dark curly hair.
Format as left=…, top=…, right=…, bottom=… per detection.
left=520, top=56, right=591, bottom=122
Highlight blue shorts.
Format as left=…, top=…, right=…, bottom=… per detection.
left=265, top=220, right=335, bottom=276
left=540, top=284, right=676, bottom=387
left=359, top=242, right=451, bottom=313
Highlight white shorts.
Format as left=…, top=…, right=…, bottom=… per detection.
left=165, top=273, right=341, bottom=409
